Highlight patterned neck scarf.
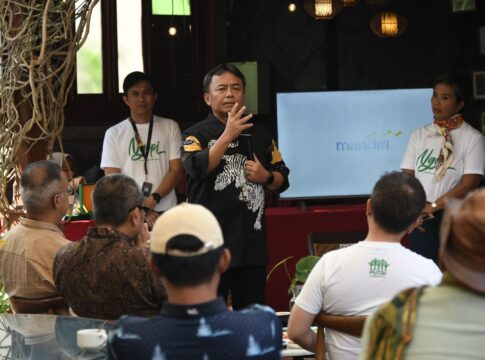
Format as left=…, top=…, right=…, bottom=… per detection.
left=434, top=114, right=463, bottom=181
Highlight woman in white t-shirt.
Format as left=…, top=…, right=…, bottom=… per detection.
left=401, top=74, right=485, bottom=264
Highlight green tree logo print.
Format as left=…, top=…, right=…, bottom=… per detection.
left=368, top=258, right=390, bottom=277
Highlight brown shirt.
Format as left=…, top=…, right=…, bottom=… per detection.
left=0, top=217, right=69, bottom=299
left=53, top=227, right=166, bottom=320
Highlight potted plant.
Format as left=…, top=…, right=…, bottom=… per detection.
left=267, top=255, right=320, bottom=309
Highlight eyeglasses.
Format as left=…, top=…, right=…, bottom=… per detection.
left=54, top=185, right=75, bottom=196
left=129, top=205, right=151, bottom=214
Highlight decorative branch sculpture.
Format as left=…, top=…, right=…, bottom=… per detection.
left=0, top=0, right=99, bottom=230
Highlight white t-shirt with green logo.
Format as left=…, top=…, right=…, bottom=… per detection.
left=101, top=116, right=181, bottom=212
left=401, top=121, right=485, bottom=202
left=295, top=241, right=442, bottom=360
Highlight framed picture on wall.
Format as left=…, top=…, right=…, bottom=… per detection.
left=451, top=0, right=476, bottom=12
left=480, top=27, right=485, bottom=55
left=473, top=72, right=485, bottom=100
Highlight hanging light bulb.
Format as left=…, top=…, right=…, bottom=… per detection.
left=288, top=2, right=297, bottom=12
left=168, top=0, right=177, bottom=36
left=168, top=26, right=177, bottom=36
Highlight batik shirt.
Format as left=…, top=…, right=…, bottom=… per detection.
left=53, top=227, right=166, bottom=320
left=108, top=298, right=282, bottom=360
left=181, top=113, right=289, bottom=267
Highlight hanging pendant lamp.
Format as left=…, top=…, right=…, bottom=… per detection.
left=303, top=0, right=344, bottom=19
left=369, top=11, right=407, bottom=37
left=168, top=0, right=177, bottom=36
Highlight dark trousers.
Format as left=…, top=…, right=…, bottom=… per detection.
left=218, top=265, right=267, bottom=310
left=408, top=210, right=443, bottom=266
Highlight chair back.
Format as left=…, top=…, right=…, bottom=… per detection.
left=78, top=183, right=95, bottom=213
left=314, top=312, right=367, bottom=360
left=307, top=230, right=367, bottom=256
left=9, top=296, right=68, bottom=315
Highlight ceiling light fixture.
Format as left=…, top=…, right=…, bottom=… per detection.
left=303, top=0, right=344, bottom=20
left=369, top=11, right=407, bottom=37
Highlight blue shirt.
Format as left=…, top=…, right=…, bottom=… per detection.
left=107, top=298, right=282, bottom=359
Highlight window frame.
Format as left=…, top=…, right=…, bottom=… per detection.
left=66, top=0, right=150, bottom=125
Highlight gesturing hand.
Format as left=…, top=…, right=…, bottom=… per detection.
left=410, top=212, right=434, bottom=233
left=245, top=154, right=270, bottom=183
left=222, top=103, right=253, bottom=142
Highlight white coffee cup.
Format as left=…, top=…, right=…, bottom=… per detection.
left=77, top=328, right=108, bottom=352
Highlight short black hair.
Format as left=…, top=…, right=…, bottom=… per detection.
left=202, top=63, right=246, bottom=93
left=123, top=71, right=157, bottom=94
left=371, top=172, right=426, bottom=234
left=151, top=235, right=223, bottom=287
left=433, top=73, right=467, bottom=104
left=92, top=174, right=143, bottom=227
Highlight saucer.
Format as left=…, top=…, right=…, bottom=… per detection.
left=79, top=344, right=105, bottom=353
left=78, top=350, right=106, bottom=360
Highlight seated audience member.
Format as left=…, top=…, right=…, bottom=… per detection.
left=287, top=172, right=442, bottom=359
left=0, top=160, right=70, bottom=301
left=360, top=189, right=485, bottom=360
left=108, top=203, right=282, bottom=360
left=53, top=174, right=166, bottom=320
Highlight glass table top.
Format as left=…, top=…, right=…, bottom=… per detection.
left=0, top=314, right=112, bottom=359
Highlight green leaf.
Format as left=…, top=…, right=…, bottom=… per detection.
left=0, top=282, right=11, bottom=314
left=294, top=256, right=319, bottom=283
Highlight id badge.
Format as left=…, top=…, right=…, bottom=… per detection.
left=142, top=181, right=153, bottom=197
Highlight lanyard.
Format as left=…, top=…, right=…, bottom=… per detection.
left=129, top=116, right=154, bottom=178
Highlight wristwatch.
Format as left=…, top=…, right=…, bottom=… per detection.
left=150, top=192, right=162, bottom=204
left=265, top=172, right=275, bottom=186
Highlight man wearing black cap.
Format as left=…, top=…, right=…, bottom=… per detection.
left=360, top=189, right=485, bottom=359
left=107, top=203, right=282, bottom=360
